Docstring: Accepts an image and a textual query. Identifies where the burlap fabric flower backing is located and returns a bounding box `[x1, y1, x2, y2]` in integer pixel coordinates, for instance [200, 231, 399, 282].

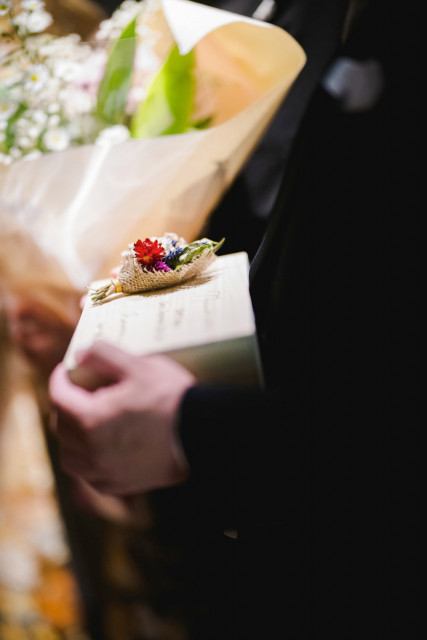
[90, 247, 219, 304]
[119, 247, 218, 293]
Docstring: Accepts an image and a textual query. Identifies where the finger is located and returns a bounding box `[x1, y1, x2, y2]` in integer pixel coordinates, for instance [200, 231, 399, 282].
[74, 340, 135, 382]
[49, 361, 127, 433]
[49, 362, 97, 418]
[53, 410, 92, 452]
[58, 447, 103, 483]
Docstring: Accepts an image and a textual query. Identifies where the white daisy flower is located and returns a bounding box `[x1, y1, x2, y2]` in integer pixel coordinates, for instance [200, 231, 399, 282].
[24, 64, 49, 91]
[42, 126, 70, 151]
[0, 1, 11, 17]
[0, 99, 16, 120]
[13, 9, 52, 35]
[26, 9, 53, 33]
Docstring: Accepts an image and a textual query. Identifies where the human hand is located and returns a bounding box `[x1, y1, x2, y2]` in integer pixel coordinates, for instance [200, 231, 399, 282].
[48, 341, 196, 495]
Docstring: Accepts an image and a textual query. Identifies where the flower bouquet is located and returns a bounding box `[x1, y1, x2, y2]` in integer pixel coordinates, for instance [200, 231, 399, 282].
[89, 232, 224, 303]
[0, 0, 306, 321]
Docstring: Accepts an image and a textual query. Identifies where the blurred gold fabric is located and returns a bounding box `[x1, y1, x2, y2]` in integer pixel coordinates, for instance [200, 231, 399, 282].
[0, 349, 90, 640]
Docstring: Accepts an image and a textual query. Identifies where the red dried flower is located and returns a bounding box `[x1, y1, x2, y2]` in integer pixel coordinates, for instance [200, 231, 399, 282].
[134, 238, 165, 267]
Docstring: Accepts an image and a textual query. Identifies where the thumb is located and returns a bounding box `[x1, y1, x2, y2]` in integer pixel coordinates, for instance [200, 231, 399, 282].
[70, 340, 133, 390]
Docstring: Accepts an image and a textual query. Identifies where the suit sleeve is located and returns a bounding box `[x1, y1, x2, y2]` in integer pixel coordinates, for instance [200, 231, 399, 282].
[178, 384, 310, 532]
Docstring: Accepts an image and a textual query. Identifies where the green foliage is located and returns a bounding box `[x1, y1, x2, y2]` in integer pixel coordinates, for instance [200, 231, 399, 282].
[96, 18, 137, 125]
[130, 44, 196, 138]
[4, 103, 27, 151]
[178, 237, 225, 266]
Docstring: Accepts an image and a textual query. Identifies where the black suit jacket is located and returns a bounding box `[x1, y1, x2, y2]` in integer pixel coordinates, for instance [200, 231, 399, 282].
[162, 2, 417, 639]
[137, 2, 418, 639]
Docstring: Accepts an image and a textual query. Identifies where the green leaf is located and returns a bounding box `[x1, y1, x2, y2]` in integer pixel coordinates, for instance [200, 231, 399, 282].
[4, 102, 27, 150]
[96, 17, 137, 125]
[178, 237, 225, 266]
[130, 44, 195, 139]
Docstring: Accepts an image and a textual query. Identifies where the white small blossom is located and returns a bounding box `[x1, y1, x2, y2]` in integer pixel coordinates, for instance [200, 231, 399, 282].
[0, 130, 6, 143]
[22, 0, 45, 10]
[158, 233, 181, 254]
[27, 124, 41, 138]
[13, 9, 53, 36]
[95, 0, 142, 41]
[96, 124, 130, 147]
[0, 99, 17, 120]
[31, 109, 48, 126]
[14, 116, 42, 143]
[16, 134, 34, 149]
[47, 113, 61, 128]
[38, 34, 83, 59]
[72, 49, 106, 87]
[59, 85, 94, 119]
[27, 9, 53, 33]
[15, 117, 31, 132]
[51, 59, 81, 82]
[0, 64, 23, 89]
[47, 102, 60, 114]
[10, 146, 23, 159]
[0, 1, 11, 17]
[42, 126, 70, 151]
[24, 64, 49, 91]
[95, 20, 113, 41]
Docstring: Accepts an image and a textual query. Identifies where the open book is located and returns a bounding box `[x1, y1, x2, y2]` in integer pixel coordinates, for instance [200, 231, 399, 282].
[64, 252, 263, 388]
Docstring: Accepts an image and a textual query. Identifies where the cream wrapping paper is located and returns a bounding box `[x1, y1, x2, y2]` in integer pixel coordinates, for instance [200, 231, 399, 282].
[0, 0, 305, 318]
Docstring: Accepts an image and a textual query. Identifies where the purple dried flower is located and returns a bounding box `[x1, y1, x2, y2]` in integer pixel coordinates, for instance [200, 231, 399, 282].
[163, 246, 184, 269]
[151, 260, 171, 272]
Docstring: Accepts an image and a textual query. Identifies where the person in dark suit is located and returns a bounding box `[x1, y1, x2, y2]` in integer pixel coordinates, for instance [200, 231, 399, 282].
[46, 0, 418, 637]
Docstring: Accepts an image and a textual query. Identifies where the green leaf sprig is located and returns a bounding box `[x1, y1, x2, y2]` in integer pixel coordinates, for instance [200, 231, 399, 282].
[96, 17, 137, 125]
[130, 44, 196, 138]
[177, 237, 225, 267]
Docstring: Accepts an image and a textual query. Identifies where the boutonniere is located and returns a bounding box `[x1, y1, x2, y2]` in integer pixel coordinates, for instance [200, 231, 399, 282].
[89, 232, 224, 303]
